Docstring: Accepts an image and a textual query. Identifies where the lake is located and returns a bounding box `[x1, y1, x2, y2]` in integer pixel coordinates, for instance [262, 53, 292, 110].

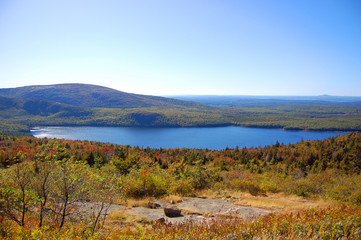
[30, 126, 347, 150]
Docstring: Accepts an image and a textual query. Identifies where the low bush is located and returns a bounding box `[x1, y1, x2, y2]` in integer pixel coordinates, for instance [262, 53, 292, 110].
[123, 167, 168, 198]
[169, 178, 195, 196]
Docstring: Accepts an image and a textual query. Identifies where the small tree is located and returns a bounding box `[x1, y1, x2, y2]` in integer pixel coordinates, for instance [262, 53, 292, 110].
[87, 169, 122, 234]
[0, 162, 34, 226]
[30, 161, 54, 227]
[50, 162, 90, 229]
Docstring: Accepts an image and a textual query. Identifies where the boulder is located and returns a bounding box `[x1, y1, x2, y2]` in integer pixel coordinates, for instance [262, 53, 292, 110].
[147, 201, 162, 209]
[164, 207, 182, 217]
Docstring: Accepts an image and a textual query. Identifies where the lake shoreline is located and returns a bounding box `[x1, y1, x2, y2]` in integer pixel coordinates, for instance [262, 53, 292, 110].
[29, 123, 355, 133]
[30, 126, 349, 150]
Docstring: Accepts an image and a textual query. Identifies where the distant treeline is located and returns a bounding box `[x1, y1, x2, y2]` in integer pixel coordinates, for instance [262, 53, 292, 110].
[1, 105, 361, 136]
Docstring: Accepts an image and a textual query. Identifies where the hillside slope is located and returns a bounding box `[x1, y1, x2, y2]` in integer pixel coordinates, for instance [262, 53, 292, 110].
[0, 83, 204, 109]
[0, 95, 90, 117]
[0, 94, 228, 134]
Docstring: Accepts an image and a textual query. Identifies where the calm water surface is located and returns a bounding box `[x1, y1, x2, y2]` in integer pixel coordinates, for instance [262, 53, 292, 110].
[30, 126, 347, 150]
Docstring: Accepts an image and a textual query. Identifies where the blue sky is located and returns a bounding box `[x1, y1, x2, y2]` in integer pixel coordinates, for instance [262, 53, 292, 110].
[0, 0, 360, 96]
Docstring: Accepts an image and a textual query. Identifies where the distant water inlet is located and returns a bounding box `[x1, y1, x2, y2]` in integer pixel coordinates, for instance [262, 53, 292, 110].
[30, 126, 348, 150]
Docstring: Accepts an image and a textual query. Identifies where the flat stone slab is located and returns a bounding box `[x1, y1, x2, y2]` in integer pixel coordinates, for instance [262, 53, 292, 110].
[73, 202, 126, 215]
[123, 207, 188, 224]
[177, 197, 272, 219]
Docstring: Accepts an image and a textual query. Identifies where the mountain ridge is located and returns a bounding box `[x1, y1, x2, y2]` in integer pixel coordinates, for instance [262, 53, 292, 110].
[0, 83, 205, 109]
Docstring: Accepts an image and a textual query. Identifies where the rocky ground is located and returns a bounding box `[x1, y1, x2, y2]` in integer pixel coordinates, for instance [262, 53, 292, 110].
[75, 193, 320, 230]
[107, 197, 274, 225]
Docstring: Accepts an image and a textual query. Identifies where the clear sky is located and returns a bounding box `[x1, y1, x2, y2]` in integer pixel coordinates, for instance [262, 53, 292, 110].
[0, 0, 360, 96]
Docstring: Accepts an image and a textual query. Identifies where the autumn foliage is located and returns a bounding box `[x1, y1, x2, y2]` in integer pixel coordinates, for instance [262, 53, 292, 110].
[0, 132, 361, 239]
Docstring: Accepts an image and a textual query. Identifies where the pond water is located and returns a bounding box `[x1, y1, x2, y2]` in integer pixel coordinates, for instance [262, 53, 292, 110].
[30, 126, 347, 150]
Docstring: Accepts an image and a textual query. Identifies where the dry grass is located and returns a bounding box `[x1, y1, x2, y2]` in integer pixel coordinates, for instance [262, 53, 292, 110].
[105, 210, 144, 231]
[231, 192, 331, 212]
[195, 189, 225, 199]
[122, 197, 155, 208]
[161, 195, 183, 203]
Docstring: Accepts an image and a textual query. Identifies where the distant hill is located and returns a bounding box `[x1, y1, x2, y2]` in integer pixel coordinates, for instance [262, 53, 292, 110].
[0, 85, 226, 134]
[0, 95, 91, 117]
[0, 84, 204, 109]
[170, 95, 361, 107]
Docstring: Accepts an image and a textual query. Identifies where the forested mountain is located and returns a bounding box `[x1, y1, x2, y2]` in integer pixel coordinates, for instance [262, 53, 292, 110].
[0, 95, 90, 117]
[0, 83, 204, 109]
[0, 88, 228, 134]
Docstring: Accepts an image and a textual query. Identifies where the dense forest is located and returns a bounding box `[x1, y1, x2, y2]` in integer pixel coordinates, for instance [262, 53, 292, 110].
[1, 132, 361, 239]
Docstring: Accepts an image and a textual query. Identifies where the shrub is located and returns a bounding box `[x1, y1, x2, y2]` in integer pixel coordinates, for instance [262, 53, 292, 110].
[351, 191, 361, 205]
[325, 174, 361, 204]
[169, 178, 195, 196]
[123, 167, 168, 198]
[112, 156, 138, 175]
[183, 165, 215, 190]
[285, 174, 324, 198]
